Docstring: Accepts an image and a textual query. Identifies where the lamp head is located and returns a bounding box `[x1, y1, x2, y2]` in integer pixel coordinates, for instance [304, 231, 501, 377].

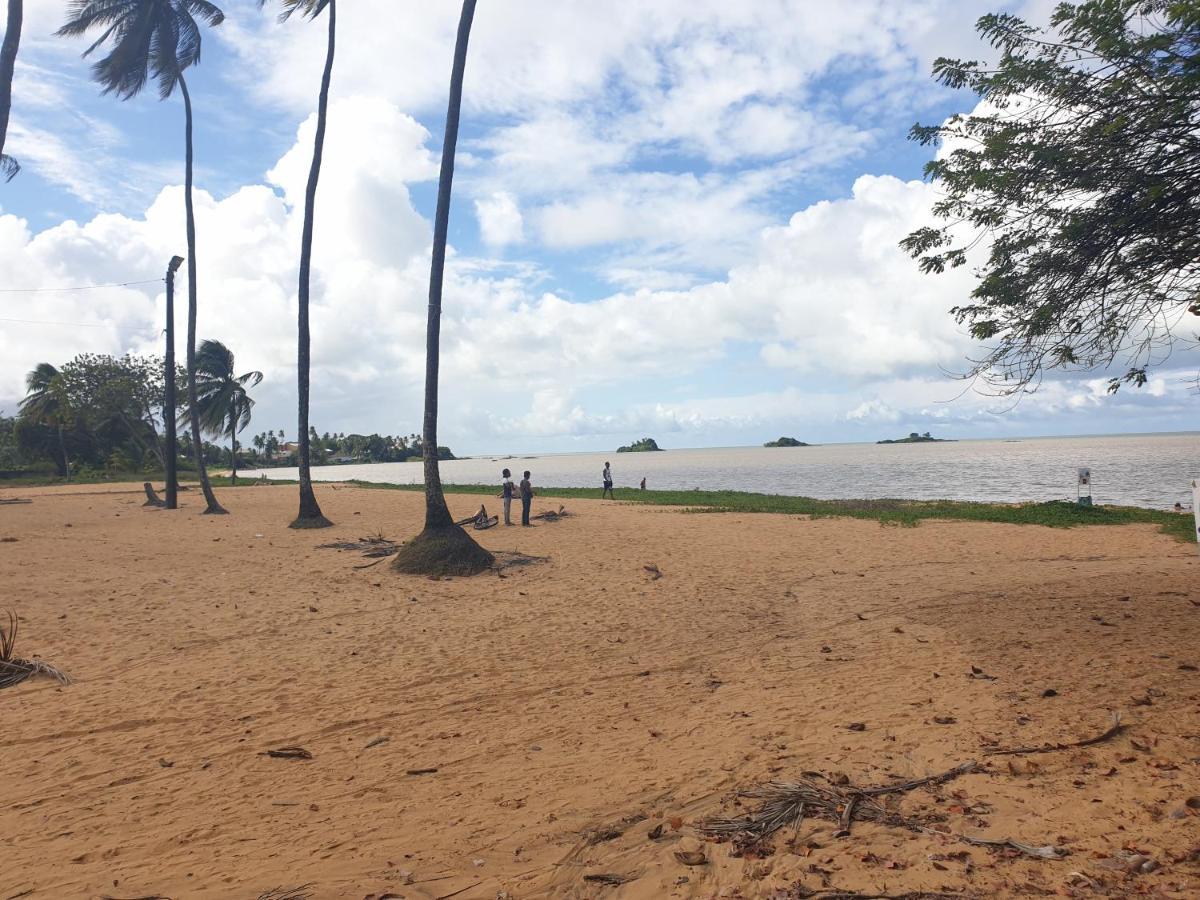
[168, 255, 185, 274]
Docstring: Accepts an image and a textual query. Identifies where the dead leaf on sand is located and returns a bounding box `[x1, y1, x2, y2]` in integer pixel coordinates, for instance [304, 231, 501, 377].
[673, 850, 706, 866]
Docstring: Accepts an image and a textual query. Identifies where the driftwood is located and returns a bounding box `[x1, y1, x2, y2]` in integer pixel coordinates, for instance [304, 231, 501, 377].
[454, 505, 500, 530]
[0, 497, 32, 505]
[0, 610, 71, 690]
[982, 712, 1124, 756]
[142, 482, 166, 507]
[531, 505, 570, 522]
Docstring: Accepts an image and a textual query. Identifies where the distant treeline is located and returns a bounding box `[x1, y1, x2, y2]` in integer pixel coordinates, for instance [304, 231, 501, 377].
[2, 351, 453, 482]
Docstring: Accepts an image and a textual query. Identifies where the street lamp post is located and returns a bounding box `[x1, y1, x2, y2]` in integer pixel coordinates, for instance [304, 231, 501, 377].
[165, 255, 184, 509]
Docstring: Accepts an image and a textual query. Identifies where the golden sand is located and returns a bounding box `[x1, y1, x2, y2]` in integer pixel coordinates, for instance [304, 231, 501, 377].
[1, 482, 1198, 898]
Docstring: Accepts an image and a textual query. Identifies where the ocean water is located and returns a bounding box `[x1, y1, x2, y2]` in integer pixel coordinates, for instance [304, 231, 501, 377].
[247, 432, 1200, 510]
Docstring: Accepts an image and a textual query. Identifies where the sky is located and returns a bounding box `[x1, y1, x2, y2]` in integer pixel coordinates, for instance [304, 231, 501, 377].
[0, 0, 1196, 455]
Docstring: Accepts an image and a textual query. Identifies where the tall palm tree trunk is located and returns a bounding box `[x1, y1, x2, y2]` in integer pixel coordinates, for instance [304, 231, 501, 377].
[421, 0, 476, 531]
[0, 0, 20, 179]
[290, 0, 336, 530]
[164, 256, 182, 509]
[392, 0, 492, 577]
[229, 399, 238, 485]
[179, 73, 226, 515]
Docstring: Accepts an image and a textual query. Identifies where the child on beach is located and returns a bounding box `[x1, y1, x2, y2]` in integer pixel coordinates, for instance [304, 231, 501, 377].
[602, 461, 614, 499]
[498, 468, 515, 526]
[520, 470, 534, 526]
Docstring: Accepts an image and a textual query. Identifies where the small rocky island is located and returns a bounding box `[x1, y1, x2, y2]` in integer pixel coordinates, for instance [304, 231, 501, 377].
[763, 436, 809, 447]
[876, 432, 954, 444]
[617, 437, 663, 453]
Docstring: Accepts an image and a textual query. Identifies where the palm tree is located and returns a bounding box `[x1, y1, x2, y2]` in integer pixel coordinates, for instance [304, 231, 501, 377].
[260, 0, 334, 527]
[58, 0, 226, 514]
[190, 339, 262, 485]
[0, 0, 22, 180]
[19, 363, 69, 477]
[392, 0, 492, 576]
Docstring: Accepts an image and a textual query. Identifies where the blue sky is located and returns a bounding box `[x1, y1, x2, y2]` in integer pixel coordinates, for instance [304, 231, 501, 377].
[1, 0, 1196, 454]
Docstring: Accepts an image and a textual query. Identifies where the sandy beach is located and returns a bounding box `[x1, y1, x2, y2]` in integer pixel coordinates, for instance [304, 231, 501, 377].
[2, 482, 1198, 899]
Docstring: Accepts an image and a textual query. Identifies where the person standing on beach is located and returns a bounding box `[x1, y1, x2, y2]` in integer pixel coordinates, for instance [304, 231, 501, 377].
[520, 470, 534, 526]
[498, 468, 515, 526]
[602, 461, 614, 499]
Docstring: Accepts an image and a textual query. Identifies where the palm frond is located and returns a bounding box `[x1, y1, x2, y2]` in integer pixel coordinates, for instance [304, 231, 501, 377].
[60, 0, 225, 100]
[0, 154, 19, 181]
[0, 611, 71, 691]
[184, 0, 225, 26]
[260, 0, 329, 23]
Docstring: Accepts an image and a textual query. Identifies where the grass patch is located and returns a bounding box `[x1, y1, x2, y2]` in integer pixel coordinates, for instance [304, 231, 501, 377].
[337, 480, 1195, 542]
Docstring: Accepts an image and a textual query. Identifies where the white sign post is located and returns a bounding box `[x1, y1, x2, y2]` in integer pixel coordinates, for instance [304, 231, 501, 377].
[1077, 468, 1092, 507]
[1193, 480, 1200, 551]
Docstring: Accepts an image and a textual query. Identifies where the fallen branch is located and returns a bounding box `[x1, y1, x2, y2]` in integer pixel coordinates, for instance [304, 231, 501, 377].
[0, 498, 32, 505]
[699, 762, 979, 843]
[953, 834, 1068, 860]
[583, 873, 634, 885]
[983, 712, 1124, 756]
[531, 505, 570, 522]
[263, 747, 313, 760]
[317, 534, 401, 558]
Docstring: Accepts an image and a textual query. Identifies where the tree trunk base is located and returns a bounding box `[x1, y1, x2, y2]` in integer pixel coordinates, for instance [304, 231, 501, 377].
[289, 513, 334, 530]
[203, 505, 229, 515]
[391, 525, 494, 577]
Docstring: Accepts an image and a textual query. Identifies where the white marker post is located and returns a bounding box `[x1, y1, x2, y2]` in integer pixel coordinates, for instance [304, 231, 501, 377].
[1193, 480, 1200, 551]
[1077, 468, 1092, 507]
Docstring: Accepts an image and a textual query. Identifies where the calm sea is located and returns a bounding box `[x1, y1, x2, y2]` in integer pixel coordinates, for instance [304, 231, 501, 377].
[248, 432, 1200, 510]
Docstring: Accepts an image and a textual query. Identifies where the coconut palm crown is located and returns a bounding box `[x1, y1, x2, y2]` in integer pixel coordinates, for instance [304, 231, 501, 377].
[57, 0, 224, 100]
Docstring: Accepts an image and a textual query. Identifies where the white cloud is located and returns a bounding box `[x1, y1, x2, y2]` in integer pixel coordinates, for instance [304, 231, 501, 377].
[4, 0, 1196, 450]
[474, 191, 523, 247]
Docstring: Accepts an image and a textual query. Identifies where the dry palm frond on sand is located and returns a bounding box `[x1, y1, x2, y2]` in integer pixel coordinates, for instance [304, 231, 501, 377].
[0, 610, 71, 690]
[700, 761, 1067, 861]
[317, 533, 401, 558]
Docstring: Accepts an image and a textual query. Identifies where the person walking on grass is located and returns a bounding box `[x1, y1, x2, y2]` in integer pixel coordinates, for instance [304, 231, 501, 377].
[602, 461, 614, 499]
[520, 469, 534, 526]
[498, 467, 515, 526]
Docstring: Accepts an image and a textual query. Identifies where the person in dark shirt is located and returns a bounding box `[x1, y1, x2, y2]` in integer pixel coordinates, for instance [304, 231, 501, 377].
[520, 470, 534, 526]
[602, 461, 614, 499]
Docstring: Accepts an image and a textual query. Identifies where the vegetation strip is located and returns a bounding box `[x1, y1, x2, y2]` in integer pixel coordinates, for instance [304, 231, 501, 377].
[326, 480, 1195, 541]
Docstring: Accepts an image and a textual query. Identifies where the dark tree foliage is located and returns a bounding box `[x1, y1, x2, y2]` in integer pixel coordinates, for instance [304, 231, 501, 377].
[901, 0, 1200, 394]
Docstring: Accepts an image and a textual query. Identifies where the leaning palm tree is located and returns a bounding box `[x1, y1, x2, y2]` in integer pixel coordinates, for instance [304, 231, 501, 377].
[19, 363, 69, 477]
[0, 0, 22, 180]
[392, 0, 492, 576]
[58, 0, 227, 514]
[190, 339, 262, 485]
[261, 0, 334, 529]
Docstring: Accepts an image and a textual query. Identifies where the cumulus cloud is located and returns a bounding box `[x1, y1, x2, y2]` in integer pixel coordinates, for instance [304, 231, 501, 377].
[474, 191, 524, 247]
[3, 0, 1195, 451]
